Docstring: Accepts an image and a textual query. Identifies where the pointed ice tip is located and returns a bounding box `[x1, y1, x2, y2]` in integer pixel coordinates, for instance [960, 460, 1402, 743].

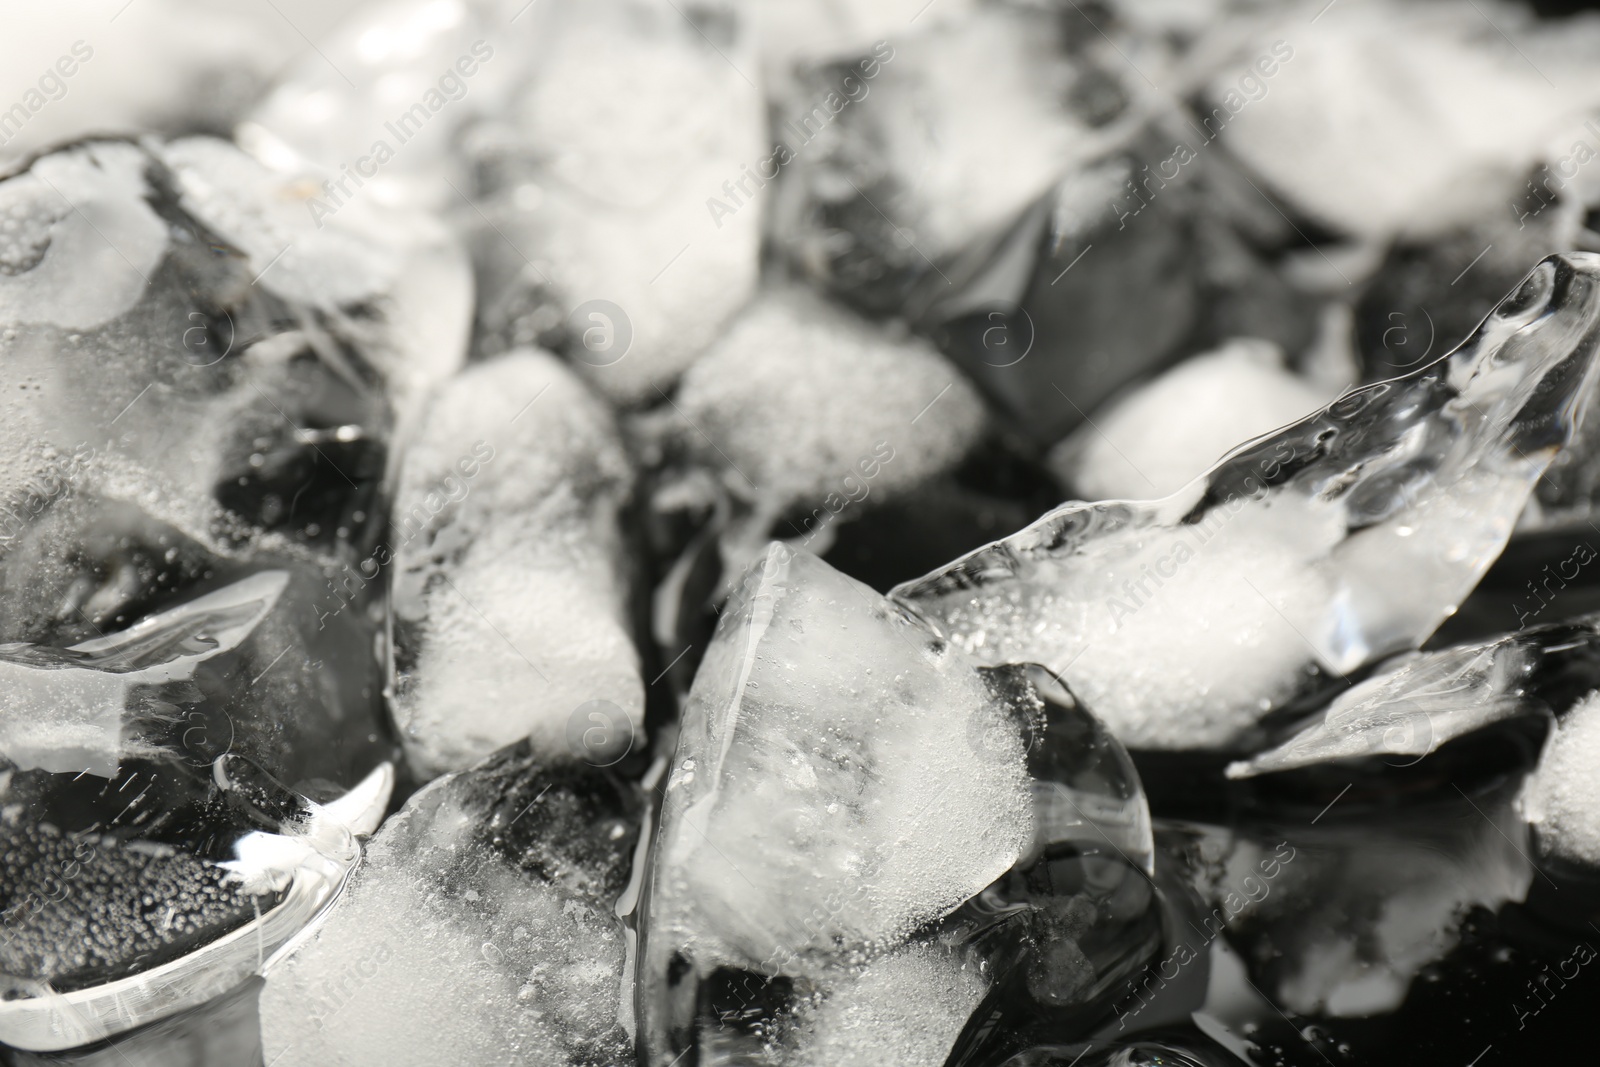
[891, 251, 1600, 751]
[317, 761, 394, 838]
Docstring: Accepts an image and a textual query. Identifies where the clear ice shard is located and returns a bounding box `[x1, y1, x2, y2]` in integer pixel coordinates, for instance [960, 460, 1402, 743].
[893, 254, 1600, 751]
[640, 544, 1158, 1066]
[1228, 612, 1600, 869]
[258, 742, 640, 1067]
[244, 0, 764, 405]
[0, 136, 463, 1048]
[391, 351, 643, 777]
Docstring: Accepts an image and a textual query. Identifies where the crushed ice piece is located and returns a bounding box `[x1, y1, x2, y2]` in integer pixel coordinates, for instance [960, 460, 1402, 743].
[895, 254, 1600, 749]
[391, 351, 642, 777]
[0, 571, 285, 776]
[1214, 2, 1600, 240]
[259, 743, 639, 1067]
[1219, 794, 1532, 1017]
[469, 0, 763, 403]
[665, 286, 986, 551]
[1049, 338, 1333, 501]
[1520, 689, 1600, 866]
[640, 544, 1034, 1064]
[250, 0, 763, 403]
[768, 3, 1112, 315]
[1228, 638, 1536, 779]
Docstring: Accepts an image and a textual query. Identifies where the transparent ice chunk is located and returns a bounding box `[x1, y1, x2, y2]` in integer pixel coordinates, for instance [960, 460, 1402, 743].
[246, 0, 765, 403]
[258, 743, 640, 1067]
[767, 3, 1115, 317]
[467, 0, 763, 403]
[0, 135, 455, 1046]
[641, 545, 1158, 1065]
[391, 351, 642, 777]
[0, 571, 285, 778]
[894, 254, 1600, 750]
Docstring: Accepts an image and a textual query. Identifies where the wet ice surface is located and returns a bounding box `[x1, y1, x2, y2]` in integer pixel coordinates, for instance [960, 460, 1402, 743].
[259, 744, 639, 1067]
[641, 545, 1160, 1067]
[17, 2, 1600, 1065]
[895, 255, 1600, 750]
[244, 0, 764, 405]
[391, 351, 642, 776]
[0, 134, 463, 1046]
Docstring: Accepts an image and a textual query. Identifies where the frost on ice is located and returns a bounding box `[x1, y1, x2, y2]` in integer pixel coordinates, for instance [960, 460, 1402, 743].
[894, 254, 1600, 750]
[259, 743, 639, 1067]
[391, 351, 643, 777]
[639, 546, 1160, 1065]
[640, 545, 1034, 1065]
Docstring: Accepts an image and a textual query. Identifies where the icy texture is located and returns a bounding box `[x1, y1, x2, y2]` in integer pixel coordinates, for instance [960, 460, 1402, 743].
[238, 0, 520, 212]
[247, 0, 765, 403]
[259, 744, 639, 1067]
[665, 286, 987, 557]
[640, 544, 1034, 1064]
[768, 4, 1110, 314]
[784, 941, 986, 1067]
[0, 2, 364, 168]
[391, 351, 641, 776]
[1214, 1, 1600, 240]
[468, 0, 763, 402]
[894, 254, 1600, 750]
[1223, 794, 1532, 1017]
[1229, 638, 1536, 779]
[1050, 339, 1332, 501]
[1521, 689, 1600, 866]
[0, 135, 458, 1043]
[0, 571, 284, 777]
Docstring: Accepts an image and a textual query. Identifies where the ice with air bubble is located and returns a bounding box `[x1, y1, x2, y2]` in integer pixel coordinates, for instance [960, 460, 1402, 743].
[894, 254, 1600, 751]
[639, 544, 1035, 1066]
[391, 350, 642, 777]
[648, 286, 987, 570]
[244, 0, 765, 404]
[0, 134, 464, 1045]
[258, 743, 640, 1067]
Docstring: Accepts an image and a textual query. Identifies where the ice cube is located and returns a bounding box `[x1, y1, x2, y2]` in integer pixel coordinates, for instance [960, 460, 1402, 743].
[390, 351, 643, 777]
[1049, 339, 1334, 502]
[258, 743, 640, 1067]
[894, 254, 1600, 750]
[1213, 2, 1600, 240]
[767, 3, 1119, 318]
[640, 543, 1035, 1064]
[662, 286, 987, 556]
[246, 0, 763, 403]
